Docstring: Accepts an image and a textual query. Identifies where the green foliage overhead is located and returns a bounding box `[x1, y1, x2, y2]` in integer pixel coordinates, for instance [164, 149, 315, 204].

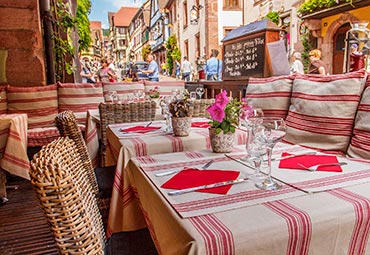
[142, 45, 152, 60]
[265, 11, 280, 25]
[76, 0, 92, 51]
[298, 0, 353, 16]
[165, 35, 181, 76]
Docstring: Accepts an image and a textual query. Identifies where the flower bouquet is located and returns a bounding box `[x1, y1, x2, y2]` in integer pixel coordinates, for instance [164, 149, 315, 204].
[148, 86, 160, 98]
[168, 90, 193, 136]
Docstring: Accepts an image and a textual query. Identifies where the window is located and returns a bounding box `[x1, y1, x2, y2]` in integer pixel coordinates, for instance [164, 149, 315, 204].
[183, 1, 188, 28]
[184, 40, 189, 59]
[223, 0, 240, 10]
[223, 27, 235, 37]
[118, 27, 125, 34]
[119, 39, 126, 47]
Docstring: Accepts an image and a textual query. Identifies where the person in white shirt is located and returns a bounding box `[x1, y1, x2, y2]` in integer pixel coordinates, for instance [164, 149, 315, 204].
[290, 52, 304, 74]
[181, 56, 193, 82]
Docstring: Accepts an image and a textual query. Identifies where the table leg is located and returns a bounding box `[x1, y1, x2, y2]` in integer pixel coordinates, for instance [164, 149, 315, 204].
[0, 169, 8, 204]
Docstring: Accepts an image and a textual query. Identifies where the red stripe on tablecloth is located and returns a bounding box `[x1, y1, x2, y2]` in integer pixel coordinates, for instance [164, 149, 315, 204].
[0, 127, 9, 136]
[3, 152, 30, 169]
[173, 185, 293, 212]
[328, 189, 370, 255]
[131, 137, 147, 156]
[185, 151, 205, 159]
[165, 135, 184, 152]
[9, 129, 22, 142]
[189, 214, 235, 255]
[193, 129, 211, 149]
[265, 200, 311, 255]
[357, 104, 370, 112]
[113, 170, 135, 207]
[85, 124, 97, 143]
[295, 168, 370, 191]
[137, 156, 157, 164]
[170, 168, 370, 213]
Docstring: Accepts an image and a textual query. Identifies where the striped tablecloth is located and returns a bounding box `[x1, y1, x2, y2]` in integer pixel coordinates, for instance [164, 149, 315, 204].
[106, 119, 248, 233]
[0, 114, 29, 198]
[108, 143, 370, 255]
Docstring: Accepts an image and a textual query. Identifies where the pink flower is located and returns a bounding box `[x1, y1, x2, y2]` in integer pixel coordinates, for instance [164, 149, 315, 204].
[215, 90, 229, 109]
[240, 105, 254, 120]
[207, 104, 225, 122]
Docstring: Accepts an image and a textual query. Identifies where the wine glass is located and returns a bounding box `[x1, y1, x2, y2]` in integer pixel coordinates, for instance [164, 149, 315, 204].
[108, 91, 117, 103]
[190, 91, 197, 101]
[246, 123, 267, 185]
[255, 117, 287, 190]
[195, 87, 204, 99]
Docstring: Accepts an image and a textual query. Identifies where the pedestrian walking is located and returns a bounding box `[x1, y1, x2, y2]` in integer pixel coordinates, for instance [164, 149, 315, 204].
[181, 56, 192, 82]
[205, 49, 222, 81]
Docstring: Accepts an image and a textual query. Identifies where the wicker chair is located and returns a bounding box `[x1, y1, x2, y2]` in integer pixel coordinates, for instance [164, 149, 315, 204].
[55, 111, 115, 228]
[99, 101, 156, 166]
[30, 137, 106, 254]
[30, 137, 158, 255]
[191, 99, 215, 118]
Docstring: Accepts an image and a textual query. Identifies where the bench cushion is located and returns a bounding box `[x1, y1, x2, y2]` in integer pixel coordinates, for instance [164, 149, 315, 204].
[144, 80, 185, 96]
[27, 127, 60, 147]
[58, 82, 104, 125]
[102, 81, 145, 102]
[246, 75, 294, 119]
[7, 84, 58, 129]
[284, 70, 367, 153]
[347, 77, 370, 159]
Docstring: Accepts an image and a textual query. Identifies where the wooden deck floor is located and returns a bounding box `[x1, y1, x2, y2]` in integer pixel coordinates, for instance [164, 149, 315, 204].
[0, 177, 57, 255]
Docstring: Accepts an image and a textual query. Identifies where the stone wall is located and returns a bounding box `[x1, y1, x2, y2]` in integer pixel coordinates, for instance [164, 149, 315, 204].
[0, 0, 46, 86]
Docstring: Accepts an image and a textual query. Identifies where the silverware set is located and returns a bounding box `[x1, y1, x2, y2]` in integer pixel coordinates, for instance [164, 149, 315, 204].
[155, 159, 214, 177]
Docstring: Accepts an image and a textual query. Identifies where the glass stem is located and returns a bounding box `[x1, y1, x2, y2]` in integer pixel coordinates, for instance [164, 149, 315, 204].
[266, 146, 273, 182]
[253, 157, 261, 177]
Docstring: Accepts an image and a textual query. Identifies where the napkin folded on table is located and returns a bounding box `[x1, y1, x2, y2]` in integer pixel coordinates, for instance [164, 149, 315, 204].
[191, 122, 211, 128]
[278, 152, 343, 172]
[120, 126, 160, 134]
[161, 169, 240, 194]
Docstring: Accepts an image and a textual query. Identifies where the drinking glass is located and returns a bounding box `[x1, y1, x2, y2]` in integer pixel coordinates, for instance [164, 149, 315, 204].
[246, 123, 267, 185]
[108, 91, 118, 103]
[255, 117, 287, 190]
[195, 87, 204, 99]
[160, 96, 172, 132]
[190, 91, 197, 101]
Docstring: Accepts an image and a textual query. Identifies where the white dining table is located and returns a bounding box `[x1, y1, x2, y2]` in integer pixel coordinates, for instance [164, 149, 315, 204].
[107, 142, 370, 255]
[106, 119, 249, 234]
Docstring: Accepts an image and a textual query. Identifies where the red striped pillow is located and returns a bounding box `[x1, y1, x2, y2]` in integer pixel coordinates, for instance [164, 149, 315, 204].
[0, 86, 7, 114]
[144, 80, 185, 96]
[7, 84, 58, 129]
[102, 81, 144, 101]
[246, 75, 294, 119]
[58, 82, 104, 124]
[284, 70, 367, 153]
[347, 77, 370, 159]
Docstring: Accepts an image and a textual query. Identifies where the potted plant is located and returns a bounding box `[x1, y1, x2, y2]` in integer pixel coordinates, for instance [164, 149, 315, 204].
[168, 90, 193, 136]
[207, 90, 242, 152]
[148, 86, 160, 99]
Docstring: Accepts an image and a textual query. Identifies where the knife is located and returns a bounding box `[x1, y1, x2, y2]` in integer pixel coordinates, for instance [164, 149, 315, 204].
[271, 151, 317, 161]
[167, 177, 249, 196]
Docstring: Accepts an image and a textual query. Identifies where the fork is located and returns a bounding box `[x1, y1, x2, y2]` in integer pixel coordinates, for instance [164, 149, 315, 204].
[298, 162, 347, 172]
[155, 160, 214, 177]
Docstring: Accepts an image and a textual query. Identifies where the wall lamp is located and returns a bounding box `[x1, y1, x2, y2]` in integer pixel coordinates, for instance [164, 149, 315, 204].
[190, 4, 203, 25]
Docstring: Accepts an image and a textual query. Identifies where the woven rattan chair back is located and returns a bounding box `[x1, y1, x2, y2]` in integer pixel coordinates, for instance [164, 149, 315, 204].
[55, 111, 99, 195]
[192, 99, 215, 118]
[99, 101, 156, 166]
[30, 137, 106, 254]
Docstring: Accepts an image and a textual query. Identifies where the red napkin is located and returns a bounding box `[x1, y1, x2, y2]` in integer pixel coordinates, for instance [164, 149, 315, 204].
[161, 169, 240, 194]
[278, 152, 343, 172]
[120, 126, 160, 134]
[191, 122, 211, 128]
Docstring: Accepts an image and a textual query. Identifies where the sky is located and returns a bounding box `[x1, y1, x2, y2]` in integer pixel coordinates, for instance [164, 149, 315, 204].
[89, 0, 146, 29]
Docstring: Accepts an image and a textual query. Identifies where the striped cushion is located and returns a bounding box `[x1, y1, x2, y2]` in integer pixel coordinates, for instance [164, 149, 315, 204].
[246, 75, 294, 119]
[347, 78, 370, 159]
[284, 70, 367, 153]
[58, 82, 104, 124]
[0, 86, 7, 114]
[102, 81, 145, 101]
[7, 84, 58, 129]
[144, 80, 185, 96]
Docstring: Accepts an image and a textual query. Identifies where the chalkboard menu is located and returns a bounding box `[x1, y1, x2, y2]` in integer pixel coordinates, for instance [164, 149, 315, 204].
[221, 18, 281, 80]
[223, 34, 265, 78]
